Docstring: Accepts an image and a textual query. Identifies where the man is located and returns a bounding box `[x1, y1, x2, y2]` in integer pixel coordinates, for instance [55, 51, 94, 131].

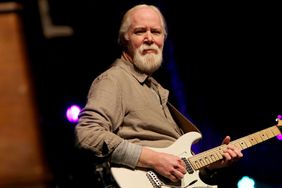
[75, 4, 243, 187]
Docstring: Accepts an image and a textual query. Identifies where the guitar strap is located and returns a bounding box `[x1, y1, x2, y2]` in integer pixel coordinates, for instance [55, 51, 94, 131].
[167, 102, 202, 135]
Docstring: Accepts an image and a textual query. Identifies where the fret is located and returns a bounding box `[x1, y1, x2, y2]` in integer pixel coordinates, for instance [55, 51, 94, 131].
[261, 131, 268, 141]
[195, 160, 201, 169]
[265, 128, 275, 138]
[247, 135, 258, 145]
[206, 151, 219, 162]
[189, 146, 224, 170]
[214, 151, 223, 160]
[204, 156, 211, 164]
[199, 158, 206, 166]
[254, 133, 263, 143]
[209, 154, 217, 163]
[194, 160, 201, 169]
[271, 126, 281, 135]
[217, 145, 226, 155]
[233, 138, 248, 149]
[241, 137, 252, 147]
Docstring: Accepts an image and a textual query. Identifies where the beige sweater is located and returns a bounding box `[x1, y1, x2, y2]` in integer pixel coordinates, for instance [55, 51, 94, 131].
[76, 58, 191, 168]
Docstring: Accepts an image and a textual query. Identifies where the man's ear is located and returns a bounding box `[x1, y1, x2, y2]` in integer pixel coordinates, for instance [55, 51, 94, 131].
[119, 34, 129, 51]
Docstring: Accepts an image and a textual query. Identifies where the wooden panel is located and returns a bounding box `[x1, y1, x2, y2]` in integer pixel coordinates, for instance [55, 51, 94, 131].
[0, 2, 53, 188]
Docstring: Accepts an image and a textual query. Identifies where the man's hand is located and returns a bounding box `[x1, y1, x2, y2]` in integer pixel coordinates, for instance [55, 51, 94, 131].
[137, 147, 186, 182]
[207, 136, 243, 170]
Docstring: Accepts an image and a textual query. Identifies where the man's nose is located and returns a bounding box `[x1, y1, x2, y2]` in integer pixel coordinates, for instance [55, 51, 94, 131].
[144, 31, 154, 43]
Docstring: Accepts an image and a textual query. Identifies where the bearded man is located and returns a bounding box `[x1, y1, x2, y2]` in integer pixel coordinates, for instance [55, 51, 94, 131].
[75, 4, 243, 187]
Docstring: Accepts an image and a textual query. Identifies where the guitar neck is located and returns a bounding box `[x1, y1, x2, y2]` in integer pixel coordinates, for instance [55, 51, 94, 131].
[189, 123, 282, 170]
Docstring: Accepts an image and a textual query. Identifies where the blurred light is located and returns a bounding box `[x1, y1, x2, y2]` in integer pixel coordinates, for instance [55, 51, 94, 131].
[66, 105, 81, 123]
[237, 176, 255, 188]
[277, 134, 282, 141]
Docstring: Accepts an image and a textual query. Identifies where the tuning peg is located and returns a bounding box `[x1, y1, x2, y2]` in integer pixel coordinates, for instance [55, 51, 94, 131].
[276, 114, 282, 122]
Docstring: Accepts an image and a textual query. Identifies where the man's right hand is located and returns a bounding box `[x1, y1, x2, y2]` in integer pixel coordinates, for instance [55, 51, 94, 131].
[137, 147, 187, 182]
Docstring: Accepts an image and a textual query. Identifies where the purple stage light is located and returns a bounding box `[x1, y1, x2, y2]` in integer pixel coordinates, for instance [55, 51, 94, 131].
[66, 105, 81, 123]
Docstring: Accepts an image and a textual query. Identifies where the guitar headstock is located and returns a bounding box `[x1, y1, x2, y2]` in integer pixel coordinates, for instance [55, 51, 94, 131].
[276, 115, 282, 131]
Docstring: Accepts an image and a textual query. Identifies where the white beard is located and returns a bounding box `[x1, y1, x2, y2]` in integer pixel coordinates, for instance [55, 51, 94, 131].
[133, 44, 163, 75]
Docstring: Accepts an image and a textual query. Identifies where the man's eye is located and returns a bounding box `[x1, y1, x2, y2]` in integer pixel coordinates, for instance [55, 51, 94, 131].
[152, 31, 161, 35]
[135, 30, 145, 34]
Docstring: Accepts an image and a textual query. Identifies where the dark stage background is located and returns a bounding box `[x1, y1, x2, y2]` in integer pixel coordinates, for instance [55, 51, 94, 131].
[10, 0, 282, 187]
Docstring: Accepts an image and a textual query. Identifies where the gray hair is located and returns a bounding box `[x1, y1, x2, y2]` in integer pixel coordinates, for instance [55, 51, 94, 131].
[118, 4, 167, 48]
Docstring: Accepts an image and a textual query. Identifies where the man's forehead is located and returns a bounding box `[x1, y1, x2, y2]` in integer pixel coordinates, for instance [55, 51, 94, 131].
[131, 7, 161, 22]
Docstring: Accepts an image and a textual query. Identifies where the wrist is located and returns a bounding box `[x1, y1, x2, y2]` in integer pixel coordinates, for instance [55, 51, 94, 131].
[137, 147, 157, 168]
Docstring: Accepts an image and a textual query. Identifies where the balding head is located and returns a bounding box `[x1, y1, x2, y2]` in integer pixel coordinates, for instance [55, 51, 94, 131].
[118, 4, 167, 48]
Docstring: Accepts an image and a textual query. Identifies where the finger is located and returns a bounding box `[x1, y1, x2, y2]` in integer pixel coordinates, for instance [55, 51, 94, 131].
[222, 152, 232, 161]
[175, 166, 186, 174]
[226, 145, 243, 158]
[223, 146, 239, 159]
[222, 136, 231, 145]
[234, 149, 243, 157]
[227, 144, 240, 151]
[176, 159, 187, 174]
[226, 148, 238, 158]
[167, 170, 180, 182]
[168, 174, 178, 182]
[171, 169, 185, 180]
[223, 150, 243, 164]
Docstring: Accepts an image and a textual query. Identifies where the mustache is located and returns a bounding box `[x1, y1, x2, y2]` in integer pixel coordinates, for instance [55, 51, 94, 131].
[139, 44, 160, 52]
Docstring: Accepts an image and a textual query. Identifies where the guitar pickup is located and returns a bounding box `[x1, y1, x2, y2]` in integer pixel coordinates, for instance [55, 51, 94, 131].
[181, 157, 194, 174]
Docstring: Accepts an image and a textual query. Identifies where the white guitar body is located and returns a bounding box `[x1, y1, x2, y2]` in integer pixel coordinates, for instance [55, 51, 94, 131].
[111, 131, 217, 188]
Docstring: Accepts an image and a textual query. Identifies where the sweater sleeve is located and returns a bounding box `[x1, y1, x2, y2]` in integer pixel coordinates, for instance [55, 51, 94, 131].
[110, 140, 142, 169]
[75, 73, 125, 157]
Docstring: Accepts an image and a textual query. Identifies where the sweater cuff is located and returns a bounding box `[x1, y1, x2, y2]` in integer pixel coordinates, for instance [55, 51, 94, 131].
[111, 140, 142, 169]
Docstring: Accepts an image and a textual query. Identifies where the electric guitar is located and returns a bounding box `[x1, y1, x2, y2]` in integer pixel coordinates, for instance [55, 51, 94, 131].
[111, 118, 282, 188]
